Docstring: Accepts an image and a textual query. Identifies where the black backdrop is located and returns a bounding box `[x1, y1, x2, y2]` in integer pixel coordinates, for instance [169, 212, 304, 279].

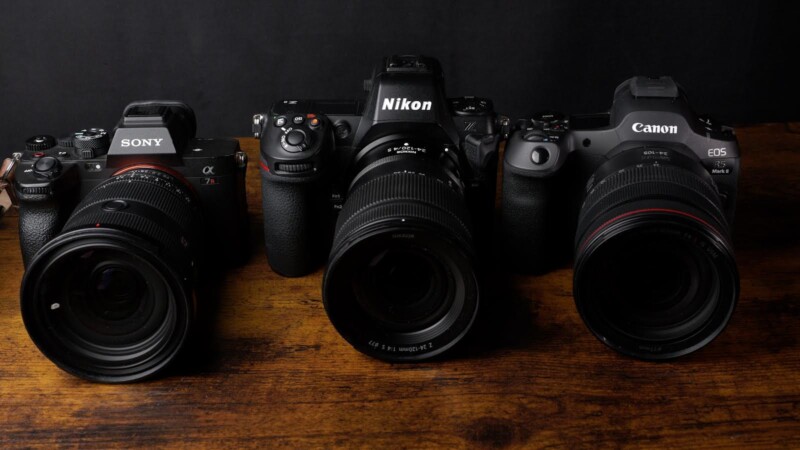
[0, 1, 797, 157]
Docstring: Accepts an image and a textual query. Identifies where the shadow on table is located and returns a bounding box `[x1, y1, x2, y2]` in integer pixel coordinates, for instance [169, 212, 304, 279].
[450, 266, 569, 361]
[166, 270, 229, 376]
[734, 186, 800, 252]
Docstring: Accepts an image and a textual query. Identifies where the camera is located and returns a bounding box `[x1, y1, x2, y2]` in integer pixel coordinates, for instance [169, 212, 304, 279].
[253, 55, 502, 361]
[15, 101, 249, 382]
[502, 76, 740, 359]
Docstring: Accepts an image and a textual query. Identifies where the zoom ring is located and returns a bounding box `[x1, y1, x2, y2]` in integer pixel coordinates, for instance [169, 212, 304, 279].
[332, 171, 473, 254]
[577, 164, 729, 247]
[62, 169, 200, 266]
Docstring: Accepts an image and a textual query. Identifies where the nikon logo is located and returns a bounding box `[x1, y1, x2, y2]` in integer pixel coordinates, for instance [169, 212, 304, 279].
[120, 138, 163, 147]
[632, 123, 678, 134]
[381, 98, 432, 111]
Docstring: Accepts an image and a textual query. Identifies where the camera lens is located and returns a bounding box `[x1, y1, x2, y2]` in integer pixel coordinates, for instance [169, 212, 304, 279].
[356, 247, 451, 332]
[574, 148, 739, 359]
[323, 138, 479, 361]
[21, 168, 200, 382]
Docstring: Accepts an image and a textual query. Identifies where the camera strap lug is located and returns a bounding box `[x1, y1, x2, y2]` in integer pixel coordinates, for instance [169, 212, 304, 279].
[252, 114, 266, 138]
[0, 152, 21, 217]
[496, 115, 512, 139]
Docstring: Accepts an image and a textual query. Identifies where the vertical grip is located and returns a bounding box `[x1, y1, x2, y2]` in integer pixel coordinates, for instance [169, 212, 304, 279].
[261, 170, 327, 277]
[500, 163, 555, 273]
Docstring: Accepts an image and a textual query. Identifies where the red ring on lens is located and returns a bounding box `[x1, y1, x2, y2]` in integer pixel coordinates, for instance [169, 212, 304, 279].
[579, 208, 720, 253]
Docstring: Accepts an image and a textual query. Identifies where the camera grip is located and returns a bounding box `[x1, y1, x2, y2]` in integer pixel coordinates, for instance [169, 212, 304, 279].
[501, 164, 554, 273]
[261, 171, 327, 277]
[18, 197, 67, 267]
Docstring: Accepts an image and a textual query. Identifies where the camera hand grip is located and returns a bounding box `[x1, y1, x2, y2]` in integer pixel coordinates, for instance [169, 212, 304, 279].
[500, 163, 554, 273]
[261, 170, 327, 277]
[18, 197, 67, 267]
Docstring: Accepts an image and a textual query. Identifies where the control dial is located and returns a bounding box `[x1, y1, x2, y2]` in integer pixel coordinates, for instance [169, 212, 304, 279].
[25, 135, 56, 152]
[280, 129, 312, 153]
[73, 128, 110, 158]
[452, 97, 492, 116]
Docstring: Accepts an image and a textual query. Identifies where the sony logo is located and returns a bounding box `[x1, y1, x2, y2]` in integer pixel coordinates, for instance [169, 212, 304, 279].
[120, 138, 164, 147]
[381, 98, 432, 111]
[632, 123, 678, 134]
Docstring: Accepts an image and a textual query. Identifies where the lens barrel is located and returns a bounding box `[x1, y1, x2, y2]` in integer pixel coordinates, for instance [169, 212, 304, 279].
[323, 140, 479, 361]
[573, 148, 739, 359]
[21, 168, 200, 382]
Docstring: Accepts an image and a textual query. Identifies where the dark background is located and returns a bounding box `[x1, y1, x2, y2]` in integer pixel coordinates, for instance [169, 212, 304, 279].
[0, 1, 796, 158]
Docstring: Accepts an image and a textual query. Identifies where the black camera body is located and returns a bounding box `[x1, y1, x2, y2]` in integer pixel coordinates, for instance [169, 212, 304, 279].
[255, 55, 501, 277]
[503, 77, 740, 360]
[255, 55, 502, 361]
[503, 76, 740, 271]
[16, 101, 248, 267]
[14, 101, 248, 382]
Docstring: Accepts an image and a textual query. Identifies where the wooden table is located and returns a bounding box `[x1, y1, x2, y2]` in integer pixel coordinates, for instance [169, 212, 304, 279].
[1, 124, 799, 448]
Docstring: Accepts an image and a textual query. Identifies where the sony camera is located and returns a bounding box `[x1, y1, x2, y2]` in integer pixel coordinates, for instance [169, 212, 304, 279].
[15, 101, 248, 382]
[253, 55, 503, 361]
[502, 76, 740, 359]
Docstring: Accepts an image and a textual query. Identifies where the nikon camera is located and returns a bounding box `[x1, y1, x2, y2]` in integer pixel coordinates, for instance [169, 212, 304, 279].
[502, 77, 740, 360]
[15, 101, 248, 382]
[254, 55, 503, 361]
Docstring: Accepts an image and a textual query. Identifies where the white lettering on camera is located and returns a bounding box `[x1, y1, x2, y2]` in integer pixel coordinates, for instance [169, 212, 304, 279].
[632, 123, 678, 134]
[120, 138, 163, 147]
[381, 98, 432, 111]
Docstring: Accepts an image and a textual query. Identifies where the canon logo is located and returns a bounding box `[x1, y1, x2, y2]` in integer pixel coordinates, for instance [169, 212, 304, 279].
[632, 123, 678, 134]
[381, 98, 432, 111]
[120, 138, 163, 147]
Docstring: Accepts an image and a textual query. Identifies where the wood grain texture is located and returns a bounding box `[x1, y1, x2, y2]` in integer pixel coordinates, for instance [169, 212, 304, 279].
[1, 124, 799, 449]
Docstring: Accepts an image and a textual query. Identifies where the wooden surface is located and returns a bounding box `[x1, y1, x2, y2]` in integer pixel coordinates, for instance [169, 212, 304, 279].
[1, 124, 799, 448]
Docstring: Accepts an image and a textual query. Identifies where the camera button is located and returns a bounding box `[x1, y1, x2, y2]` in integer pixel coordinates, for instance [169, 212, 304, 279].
[286, 130, 306, 146]
[292, 115, 305, 125]
[274, 116, 287, 127]
[531, 147, 550, 165]
[33, 156, 61, 178]
[281, 129, 309, 152]
[102, 200, 129, 212]
[308, 117, 321, 129]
